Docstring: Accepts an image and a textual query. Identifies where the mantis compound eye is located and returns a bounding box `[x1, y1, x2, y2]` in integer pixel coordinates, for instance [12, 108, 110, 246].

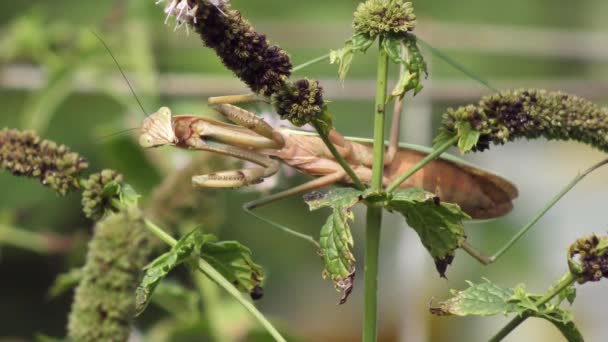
[139, 134, 156, 148]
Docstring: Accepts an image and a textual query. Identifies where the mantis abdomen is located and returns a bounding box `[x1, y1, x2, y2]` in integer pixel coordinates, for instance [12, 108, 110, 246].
[272, 129, 518, 220]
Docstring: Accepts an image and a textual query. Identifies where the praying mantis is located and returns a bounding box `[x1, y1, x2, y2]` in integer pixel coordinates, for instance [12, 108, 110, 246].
[138, 93, 519, 252]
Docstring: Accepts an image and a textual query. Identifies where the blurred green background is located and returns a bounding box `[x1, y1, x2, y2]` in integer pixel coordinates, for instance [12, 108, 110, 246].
[1, 0, 608, 341]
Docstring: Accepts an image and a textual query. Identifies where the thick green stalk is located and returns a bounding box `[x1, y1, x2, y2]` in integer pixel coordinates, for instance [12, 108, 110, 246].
[143, 220, 286, 342]
[363, 39, 389, 342]
[385, 136, 459, 193]
[489, 272, 576, 342]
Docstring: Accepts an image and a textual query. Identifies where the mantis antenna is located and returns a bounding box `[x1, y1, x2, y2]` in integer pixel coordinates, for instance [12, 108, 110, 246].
[91, 31, 149, 117]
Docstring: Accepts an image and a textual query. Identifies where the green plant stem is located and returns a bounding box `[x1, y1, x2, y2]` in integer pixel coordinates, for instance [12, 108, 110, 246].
[386, 135, 459, 192]
[489, 272, 576, 342]
[461, 158, 608, 265]
[143, 220, 286, 342]
[363, 39, 390, 342]
[194, 272, 225, 342]
[0, 224, 53, 254]
[292, 53, 330, 72]
[491, 158, 608, 261]
[363, 205, 382, 342]
[314, 121, 366, 190]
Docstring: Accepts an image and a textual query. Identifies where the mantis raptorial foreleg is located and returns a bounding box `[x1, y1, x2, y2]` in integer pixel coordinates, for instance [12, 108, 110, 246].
[213, 103, 285, 147]
[461, 158, 608, 265]
[243, 171, 347, 248]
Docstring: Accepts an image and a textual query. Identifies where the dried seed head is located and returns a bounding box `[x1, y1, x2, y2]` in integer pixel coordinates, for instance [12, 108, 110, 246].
[439, 89, 608, 152]
[172, 0, 292, 96]
[81, 170, 124, 221]
[568, 234, 608, 284]
[353, 0, 417, 37]
[139, 107, 178, 148]
[273, 78, 325, 127]
[0, 129, 88, 195]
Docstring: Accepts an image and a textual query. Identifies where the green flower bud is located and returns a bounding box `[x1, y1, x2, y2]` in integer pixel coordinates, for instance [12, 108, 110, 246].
[81, 170, 124, 221]
[439, 89, 608, 152]
[568, 234, 608, 284]
[0, 129, 88, 195]
[273, 78, 325, 127]
[353, 0, 417, 37]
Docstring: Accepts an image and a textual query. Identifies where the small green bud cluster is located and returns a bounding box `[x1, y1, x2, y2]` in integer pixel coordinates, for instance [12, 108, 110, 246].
[568, 234, 608, 284]
[273, 78, 325, 127]
[439, 89, 608, 152]
[81, 170, 124, 221]
[68, 207, 150, 341]
[353, 0, 417, 37]
[189, 1, 292, 96]
[0, 129, 88, 195]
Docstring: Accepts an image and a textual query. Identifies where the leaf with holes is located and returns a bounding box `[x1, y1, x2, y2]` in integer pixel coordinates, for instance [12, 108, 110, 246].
[387, 188, 469, 277]
[305, 188, 363, 304]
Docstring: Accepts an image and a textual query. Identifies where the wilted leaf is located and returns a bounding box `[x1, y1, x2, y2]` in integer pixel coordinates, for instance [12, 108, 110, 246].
[135, 230, 205, 316]
[387, 188, 469, 276]
[305, 188, 363, 304]
[330, 33, 375, 80]
[431, 279, 520, 316]
[199, 237, 265, 300]
[381, 37, 403, 64]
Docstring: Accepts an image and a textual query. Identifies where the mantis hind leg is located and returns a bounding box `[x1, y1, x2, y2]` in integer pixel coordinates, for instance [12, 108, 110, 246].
[243, 171, 346, 248]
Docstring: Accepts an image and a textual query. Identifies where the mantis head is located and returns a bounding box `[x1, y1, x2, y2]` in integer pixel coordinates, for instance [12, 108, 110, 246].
[139, 107, 178, 148]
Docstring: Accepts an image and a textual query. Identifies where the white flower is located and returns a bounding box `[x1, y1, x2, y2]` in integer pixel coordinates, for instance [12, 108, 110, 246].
[155, 0, 228, 32]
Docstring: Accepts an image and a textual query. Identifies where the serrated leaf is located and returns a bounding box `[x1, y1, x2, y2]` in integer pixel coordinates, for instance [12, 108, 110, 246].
[135, 230, 205, 316]
[431, 280, 521, 316]
[387, 188, 469, 277]
[48, 268, 83, 298]
[199, 237, 265, 300]
[305, 188, 363, 304]
[433, 130, 458, 150]
[305, 188, 363, 211]
[455, 121, 481, 154]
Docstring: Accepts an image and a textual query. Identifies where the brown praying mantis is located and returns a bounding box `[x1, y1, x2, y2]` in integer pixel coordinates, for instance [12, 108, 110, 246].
[138, 93, 526, 261]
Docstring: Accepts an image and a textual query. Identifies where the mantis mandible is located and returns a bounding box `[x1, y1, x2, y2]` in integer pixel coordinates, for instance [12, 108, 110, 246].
[138, 94, 518, 234]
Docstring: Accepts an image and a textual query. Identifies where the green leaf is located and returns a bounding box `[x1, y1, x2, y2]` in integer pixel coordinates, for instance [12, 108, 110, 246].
[135, 230, 205, 316]
[118, 183, 140, 207]
[387, 188, 469, 277]
[433, 279, 584, 341]
[305, 188, 363, 304]
[430, 279, 520, 316]
[432, 130, 458, 150]
[330, 33, 375, 80]
[48, 268, 83, 298]
[381, 37, 403, 64]
[455, 121, 481, 154]
[199, 237, 265, 300]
